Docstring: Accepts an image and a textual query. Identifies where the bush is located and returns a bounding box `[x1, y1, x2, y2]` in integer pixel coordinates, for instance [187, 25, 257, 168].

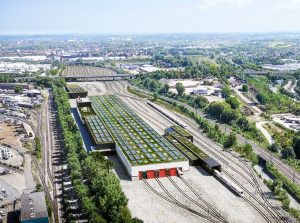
[242, 84, 248, 92]
[224, 132, 237, 148]
[35, 137, 42, 160]
[225, 97, 240, 109]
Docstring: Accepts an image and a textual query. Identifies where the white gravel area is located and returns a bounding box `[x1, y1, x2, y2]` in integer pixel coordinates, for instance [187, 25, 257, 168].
[184, 166, 266, 223]
[110, 151, 265, 223]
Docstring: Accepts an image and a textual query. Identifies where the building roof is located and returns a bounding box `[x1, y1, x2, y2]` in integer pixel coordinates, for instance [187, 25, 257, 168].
[21, 192, 48, 221]
[168, 131, 209, 159]
[203, 157, 221, 168]
[88, 95, 186, 166]
[170, 125, 192, 138]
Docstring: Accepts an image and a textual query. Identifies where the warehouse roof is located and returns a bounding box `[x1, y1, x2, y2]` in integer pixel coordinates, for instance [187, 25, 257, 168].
[21, 192, 48, 221]
[88, 95, 186, 166]
[85, 115, 114, 144]
[168, 131, 209, 159]
[66, 84, 87, 93]
[203, 157, 221, 168]
[170, 126, 192, 138]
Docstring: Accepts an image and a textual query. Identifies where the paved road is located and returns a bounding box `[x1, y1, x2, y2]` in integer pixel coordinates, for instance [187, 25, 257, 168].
[129, 84, 300, 186]
[256, 121, 274, 145]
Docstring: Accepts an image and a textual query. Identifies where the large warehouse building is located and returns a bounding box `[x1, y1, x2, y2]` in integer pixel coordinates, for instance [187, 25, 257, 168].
[77, 95, 189, 180]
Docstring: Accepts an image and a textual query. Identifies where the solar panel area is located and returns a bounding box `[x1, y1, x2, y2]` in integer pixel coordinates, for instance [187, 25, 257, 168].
[85, 115, 114, 144]
[88, 95, 186, 166]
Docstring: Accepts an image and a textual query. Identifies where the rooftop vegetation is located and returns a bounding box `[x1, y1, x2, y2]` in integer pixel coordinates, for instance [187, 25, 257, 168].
[170, 125, 192, 138]
[165, 134, 198, 162]
[88, 95, 186, 166]
[168, 131, 209, 159]
[66, 84, 87, 93]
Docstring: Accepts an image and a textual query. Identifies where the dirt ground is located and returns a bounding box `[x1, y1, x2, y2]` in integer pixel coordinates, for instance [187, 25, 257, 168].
[0, 123, 24, 150]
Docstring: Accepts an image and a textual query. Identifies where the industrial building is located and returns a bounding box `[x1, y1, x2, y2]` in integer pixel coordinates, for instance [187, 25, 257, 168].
[165, 126, 221, 174]
[0, 83, 31, 90]
[66, 84, 88, 99]
[78, 95, 189, 180]
[20, 192, 49, 223]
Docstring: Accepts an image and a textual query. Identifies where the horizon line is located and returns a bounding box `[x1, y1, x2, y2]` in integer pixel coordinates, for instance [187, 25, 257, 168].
[1, 31, 300, 36]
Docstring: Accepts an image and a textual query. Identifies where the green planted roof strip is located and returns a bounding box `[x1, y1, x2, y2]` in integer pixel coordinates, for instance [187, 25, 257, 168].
[169, 131, 209, 159]
[66, 85, 87, 93]
[171, 125, 192, 137]
[165, 134, 198, 161]
[88, 95, 186, 166]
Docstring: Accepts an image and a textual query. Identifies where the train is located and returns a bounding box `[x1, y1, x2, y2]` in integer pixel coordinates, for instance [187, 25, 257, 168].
[177, 168, 183, 177]
[213, 169, 244, 197]
[146, 101, 187, 128]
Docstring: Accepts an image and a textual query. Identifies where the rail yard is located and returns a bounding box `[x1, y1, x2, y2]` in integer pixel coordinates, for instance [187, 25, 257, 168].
[2, 4, 300, 223]
[66, 80, 295, 223]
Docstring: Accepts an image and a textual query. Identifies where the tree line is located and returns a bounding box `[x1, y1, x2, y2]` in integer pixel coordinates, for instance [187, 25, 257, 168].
[52, 79, 142, 223]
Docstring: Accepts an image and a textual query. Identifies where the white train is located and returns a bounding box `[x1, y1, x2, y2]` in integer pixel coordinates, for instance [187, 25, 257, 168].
[213, 169, 244, 197]
[177, 168, 183, 177]
[147, 101, 187, 128]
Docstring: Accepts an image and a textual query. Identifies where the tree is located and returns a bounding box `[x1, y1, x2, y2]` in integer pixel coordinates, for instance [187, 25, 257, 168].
[14, 85, 23, 94]
[269, 143, 282, 153]
[225, 97, 240, 109]
[281, 147, 296, 159]
[224, 132, 237, 148]
[153, 92, 159, 101]
[159, 84, 170, 94]
[242, 84, 249, 92]
[149, 80, 159, 91]
[221, 85, 231, 99]
[194, 96, 209, 109]
[221, 108, 239, 123]
[244, 143, 253, 157]
[293, 136, 300, 158]
[163, 83, 170, 93]
[176, 82, 185, 96]
[256, 93, 269, 105]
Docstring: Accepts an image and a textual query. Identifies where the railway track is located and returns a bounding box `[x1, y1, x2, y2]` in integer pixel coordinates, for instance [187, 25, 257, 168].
[192, 137, 290, 223]
[32, 156, 59, 223]
[127, 84, 300, 186]
[168, 177, 229, 223]
[222, 169, 288, 223]
[143, 178, 222, 223]
[109, 82, 292, 222]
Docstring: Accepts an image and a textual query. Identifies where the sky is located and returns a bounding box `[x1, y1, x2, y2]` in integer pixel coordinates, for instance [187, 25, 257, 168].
[1, 0, 300, 34]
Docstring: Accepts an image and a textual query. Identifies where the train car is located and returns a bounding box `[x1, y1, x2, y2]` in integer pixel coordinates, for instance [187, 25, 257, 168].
[177, 168, 183, 177]
[213, 170, 244, 197]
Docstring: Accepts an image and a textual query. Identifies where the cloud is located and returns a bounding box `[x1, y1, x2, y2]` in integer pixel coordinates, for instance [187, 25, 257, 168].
[273, 0, 300, 10]
[196, 0, 254, 9]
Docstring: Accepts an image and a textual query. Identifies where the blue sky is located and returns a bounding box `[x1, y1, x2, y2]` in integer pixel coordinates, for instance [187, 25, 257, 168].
[1, 0, 300, 34]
